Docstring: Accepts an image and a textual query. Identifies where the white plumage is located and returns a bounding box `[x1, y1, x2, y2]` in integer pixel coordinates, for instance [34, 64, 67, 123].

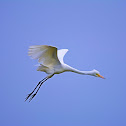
[26, 45, 104, 102]
[28, 45, 60, 67]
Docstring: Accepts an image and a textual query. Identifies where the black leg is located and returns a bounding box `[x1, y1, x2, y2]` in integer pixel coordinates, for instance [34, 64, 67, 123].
[25, 77, 47, 101]
[29, 77, 49, 102]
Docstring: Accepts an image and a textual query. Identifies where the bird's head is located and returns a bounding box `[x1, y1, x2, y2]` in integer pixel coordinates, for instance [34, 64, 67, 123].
[91, 69, 105, 79]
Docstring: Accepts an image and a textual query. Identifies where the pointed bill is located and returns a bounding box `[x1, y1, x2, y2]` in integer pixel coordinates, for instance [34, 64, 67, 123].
[97, 74, 105, 79]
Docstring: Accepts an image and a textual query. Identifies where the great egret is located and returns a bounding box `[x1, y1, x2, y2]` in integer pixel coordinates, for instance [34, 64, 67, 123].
[25, 45, 104, 102]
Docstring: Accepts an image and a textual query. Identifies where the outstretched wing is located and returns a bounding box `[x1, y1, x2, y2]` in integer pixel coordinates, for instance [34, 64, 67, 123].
[57, 49, 68, 64]
[28, 45, 61, 67]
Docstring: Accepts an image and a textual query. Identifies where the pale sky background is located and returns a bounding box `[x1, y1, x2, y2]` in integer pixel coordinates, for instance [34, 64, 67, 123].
[0, 1, 126, 126]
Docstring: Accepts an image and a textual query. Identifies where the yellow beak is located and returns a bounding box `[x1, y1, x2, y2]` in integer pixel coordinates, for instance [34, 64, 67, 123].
[97, 74, 105, 79]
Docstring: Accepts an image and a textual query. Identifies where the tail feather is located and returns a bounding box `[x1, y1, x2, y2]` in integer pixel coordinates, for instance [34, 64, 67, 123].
[37, 64, 48, 71]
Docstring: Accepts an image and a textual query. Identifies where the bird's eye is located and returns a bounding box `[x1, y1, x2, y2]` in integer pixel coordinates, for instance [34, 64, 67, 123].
[96, 73, 99, 76]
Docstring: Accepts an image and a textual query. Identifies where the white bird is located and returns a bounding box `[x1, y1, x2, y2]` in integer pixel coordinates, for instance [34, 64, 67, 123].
[25, 45, 104, 102]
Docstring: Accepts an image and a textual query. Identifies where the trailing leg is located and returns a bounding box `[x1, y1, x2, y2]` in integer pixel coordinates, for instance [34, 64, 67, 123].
[25, 77, 47, 101]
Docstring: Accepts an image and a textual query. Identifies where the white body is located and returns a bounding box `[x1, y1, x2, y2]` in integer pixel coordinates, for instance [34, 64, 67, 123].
[26, 45, 104, 102]
[28, 45, 103, 77]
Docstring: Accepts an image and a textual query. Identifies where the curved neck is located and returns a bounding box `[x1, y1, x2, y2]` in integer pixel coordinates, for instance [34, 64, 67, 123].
[64, 64, 93, 75]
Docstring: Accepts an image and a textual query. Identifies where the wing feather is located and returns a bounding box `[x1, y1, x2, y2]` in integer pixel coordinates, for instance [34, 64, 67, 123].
[57, 49, 68, 64]
[28, 45, 61, 67]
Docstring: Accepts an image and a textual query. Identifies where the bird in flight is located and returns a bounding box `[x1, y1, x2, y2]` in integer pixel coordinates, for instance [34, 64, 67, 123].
[25, 45, 104, 102]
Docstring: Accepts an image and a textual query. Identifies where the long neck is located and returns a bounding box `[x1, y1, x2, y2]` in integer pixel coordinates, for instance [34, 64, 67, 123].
[64, 64, 93, 75]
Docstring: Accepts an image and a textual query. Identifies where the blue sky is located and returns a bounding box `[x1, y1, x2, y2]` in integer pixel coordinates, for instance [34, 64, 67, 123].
[0, 1, 126, 126]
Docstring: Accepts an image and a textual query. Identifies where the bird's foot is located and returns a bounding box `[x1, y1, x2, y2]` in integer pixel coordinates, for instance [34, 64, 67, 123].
[25, 92, 33, 101]
[29, 93, 36, 102]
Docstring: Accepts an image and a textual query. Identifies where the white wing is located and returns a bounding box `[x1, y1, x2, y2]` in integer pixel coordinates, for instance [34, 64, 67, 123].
[57, 49, 68, 64]
[28, 45, 61, 67]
